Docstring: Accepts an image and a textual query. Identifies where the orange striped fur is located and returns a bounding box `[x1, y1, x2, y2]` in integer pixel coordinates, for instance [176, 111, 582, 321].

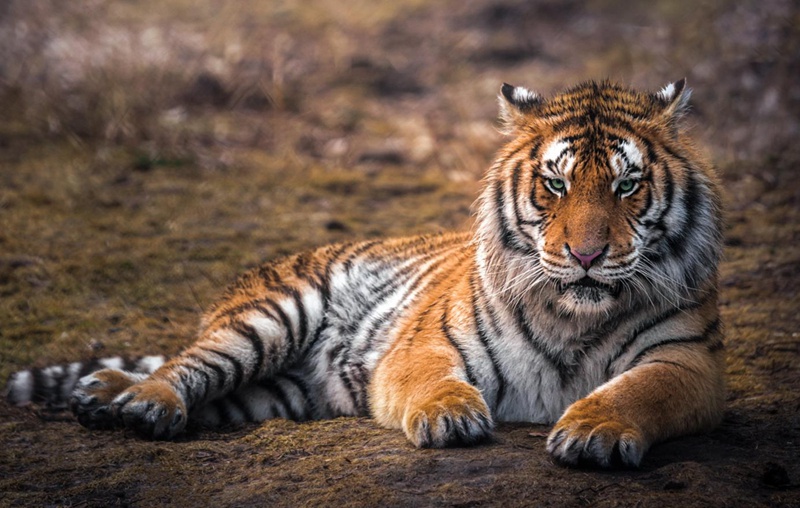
[6, 80, 725, 468]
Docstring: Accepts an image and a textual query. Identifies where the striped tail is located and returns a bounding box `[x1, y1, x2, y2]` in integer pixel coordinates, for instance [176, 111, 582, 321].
[6, 357, 315, 431]
[5, 356, 166, 409]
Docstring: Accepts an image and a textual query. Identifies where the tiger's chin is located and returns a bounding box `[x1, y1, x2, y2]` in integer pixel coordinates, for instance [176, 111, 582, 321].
[556, 277, 620, 315]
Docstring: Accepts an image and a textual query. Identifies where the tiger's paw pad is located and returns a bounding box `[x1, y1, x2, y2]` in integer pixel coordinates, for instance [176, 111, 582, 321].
[547, 414, 646, 468]
[70, 369, 142, 430]
[404, 387, 494, 448]
[112, 381, 187, 440]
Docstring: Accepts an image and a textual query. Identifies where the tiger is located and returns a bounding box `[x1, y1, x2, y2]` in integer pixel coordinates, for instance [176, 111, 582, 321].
[5, 79, 725, 468]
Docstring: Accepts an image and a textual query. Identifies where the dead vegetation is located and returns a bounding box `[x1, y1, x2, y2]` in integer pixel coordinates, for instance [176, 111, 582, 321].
[1, 0, 799, 506]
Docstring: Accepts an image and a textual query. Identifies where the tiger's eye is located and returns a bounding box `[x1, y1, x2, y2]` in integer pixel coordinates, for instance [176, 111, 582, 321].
[618, 179, 635, 193]
[548, 178, 566, 192]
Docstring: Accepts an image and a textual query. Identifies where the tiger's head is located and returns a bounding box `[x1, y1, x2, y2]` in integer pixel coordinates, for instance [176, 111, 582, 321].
[476, 80, 722, 317]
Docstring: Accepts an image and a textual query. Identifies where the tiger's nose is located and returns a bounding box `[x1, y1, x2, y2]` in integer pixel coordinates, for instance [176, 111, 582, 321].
[568, 245, 606, 269]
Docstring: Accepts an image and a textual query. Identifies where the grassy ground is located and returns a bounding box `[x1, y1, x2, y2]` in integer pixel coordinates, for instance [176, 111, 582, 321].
[1, 0, 799, 506]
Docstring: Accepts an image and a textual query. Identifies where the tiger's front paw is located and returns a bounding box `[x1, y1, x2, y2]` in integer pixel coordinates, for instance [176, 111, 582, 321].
[547, 397, 647, 468]
[403, 381, 493, 448]
[111, 380, 188, 440]
[70, 369, 144, 430]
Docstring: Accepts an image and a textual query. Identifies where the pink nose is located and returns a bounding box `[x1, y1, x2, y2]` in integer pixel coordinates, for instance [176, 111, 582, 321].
[569, 247, 604, 269]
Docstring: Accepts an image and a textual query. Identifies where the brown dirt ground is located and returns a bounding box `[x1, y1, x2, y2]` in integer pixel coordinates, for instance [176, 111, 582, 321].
[1, 0, 798, 506]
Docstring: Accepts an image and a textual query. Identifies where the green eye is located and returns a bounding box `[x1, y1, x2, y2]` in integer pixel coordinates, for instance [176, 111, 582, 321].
[548, 178, 566, 193]
[617, 178, 636, 194]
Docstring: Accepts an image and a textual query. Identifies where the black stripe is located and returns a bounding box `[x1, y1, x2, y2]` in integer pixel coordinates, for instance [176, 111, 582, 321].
[629, 318, 721, 368]
[198, 347, 244, 390]
[173, 370, 195, 408]
[342, 240, 384, 272]
[188, 353, 228, 392]
[441, 296, 478, 387]
[282, 372, 312, 420]
[31, 368, 49, 404]
[270, 285, 310, 351]
[494, 178, 535, 255]
[658, 170, 703, 269]
[577, 304, 645, 360]
[262, 299, 296, 358]
[291, 251, 326, 290]
[291, 290, 309, 350]
[353, 245, 463, 357]
[512, 305, 574, 384]
[305, 243, 349, 352]
[604, 296, 709, 377]
[194, 369, 211, 407]
[529, 178, 546, 213]
[643, 160, 674, 227]
[550, 113, 638, 134]
[123, 357, 139, 372]
[637, 182, 653, 219]
[226, 392, 255, 422]
[640, 136, 658, 166]
[511, 161, 538, 244]
[217, 298, 277, 323]
[231, 321, 266, 379]
[324, 343, 360, 412]
[355, 242, 445, 316]
[261, 379, 300, 420]
[682, 168, 703, 228]
[326, 342, 345, 366]
[350, 362, 371, 414]
[258, 264, 283, 285]
[625, 216, 641, 235]
[336, 368, 361, 414]
[469, 271, 506, 409]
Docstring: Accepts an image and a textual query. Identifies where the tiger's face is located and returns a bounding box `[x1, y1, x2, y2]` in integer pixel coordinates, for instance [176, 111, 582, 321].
[477, 80, 721, 317]
[534, 134, 649, 314]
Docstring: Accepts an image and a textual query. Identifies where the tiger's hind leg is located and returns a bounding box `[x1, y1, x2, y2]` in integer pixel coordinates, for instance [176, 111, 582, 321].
[107, 264, 326, 439]
[191, 372, 314, 429]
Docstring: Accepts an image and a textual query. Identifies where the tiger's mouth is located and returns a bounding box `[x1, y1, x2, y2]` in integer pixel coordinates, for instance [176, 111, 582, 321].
[558, 277, 621, 299]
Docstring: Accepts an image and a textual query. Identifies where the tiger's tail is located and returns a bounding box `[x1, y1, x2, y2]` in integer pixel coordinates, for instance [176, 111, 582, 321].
[5, 356, 166, 410]
[6, 357, 315, 430]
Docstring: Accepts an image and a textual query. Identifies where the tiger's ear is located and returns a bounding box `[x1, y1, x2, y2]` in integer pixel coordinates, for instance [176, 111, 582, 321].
[655, 78, 691, 120]
[498, 83, 542, 135]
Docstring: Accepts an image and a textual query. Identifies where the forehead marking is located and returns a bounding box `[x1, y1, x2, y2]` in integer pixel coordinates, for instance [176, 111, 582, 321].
[610, 138, 643, 176]
[542, 139, 575, 175]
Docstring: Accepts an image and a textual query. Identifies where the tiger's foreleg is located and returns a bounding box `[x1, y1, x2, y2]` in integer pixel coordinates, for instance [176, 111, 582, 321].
[369, 317, 494, 448]
[547, 343, 725, 467]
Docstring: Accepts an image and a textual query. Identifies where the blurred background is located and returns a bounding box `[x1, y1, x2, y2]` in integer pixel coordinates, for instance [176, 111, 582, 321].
[0, 0, 797, 376]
